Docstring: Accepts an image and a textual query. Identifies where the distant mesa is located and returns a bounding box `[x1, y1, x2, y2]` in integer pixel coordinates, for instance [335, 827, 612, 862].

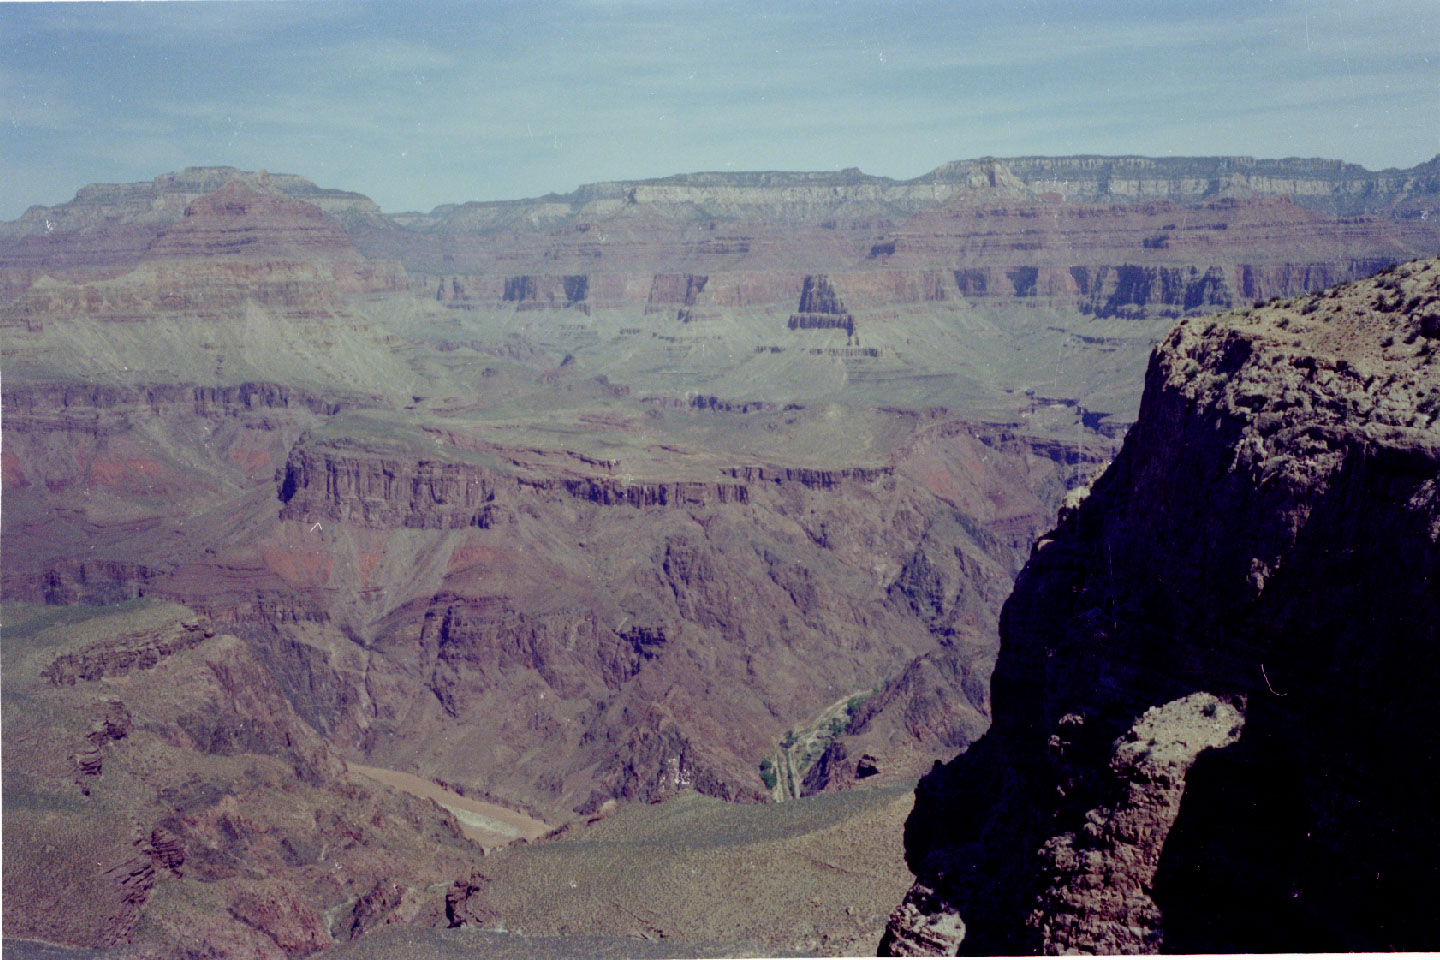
[2, 165, 387, 237]
[9, 153, 1440, 245]
[144, 180, 362, 262]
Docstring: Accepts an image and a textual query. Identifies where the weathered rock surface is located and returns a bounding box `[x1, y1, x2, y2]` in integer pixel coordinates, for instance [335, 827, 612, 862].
[43, 614, 210, 684]
[1, 166, 388, 244]
[883, 259, 1440, 954]
[2, 603, 480, 957]
[383, 155, 1440, 231]
[256, 412, 1102, 818]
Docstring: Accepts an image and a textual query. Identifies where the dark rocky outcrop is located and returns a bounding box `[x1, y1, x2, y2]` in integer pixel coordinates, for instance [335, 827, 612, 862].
[277, 447, 503, 529]
[2, 381, 357, 418]
[502, 275, 539, 302]
[883, 259, 1440, 954]
[789, 274, 856, 336]
[70, 699, 133, 786]
[647, 393, 778, 414]
[499, 273, 592, 310]
[948, 258, 1414, 320]
[44, 616, 210, 685]
[1075, 264, 1234, 317]
[562, 476, 749, 507]
[722, 464, 891, 488]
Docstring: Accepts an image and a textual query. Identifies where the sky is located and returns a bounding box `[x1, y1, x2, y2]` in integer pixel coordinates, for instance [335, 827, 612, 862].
[2, 0, 1438, 219]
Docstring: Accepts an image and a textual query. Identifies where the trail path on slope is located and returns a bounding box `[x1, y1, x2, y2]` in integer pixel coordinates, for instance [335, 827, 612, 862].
[348, 762, 551, 849]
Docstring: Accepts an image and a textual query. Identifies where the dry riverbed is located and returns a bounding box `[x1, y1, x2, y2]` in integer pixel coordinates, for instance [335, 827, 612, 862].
[347, 762, 551, 849]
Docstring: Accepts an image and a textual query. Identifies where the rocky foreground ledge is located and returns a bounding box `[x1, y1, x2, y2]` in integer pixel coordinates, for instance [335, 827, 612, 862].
[882, 259, 1440, 954]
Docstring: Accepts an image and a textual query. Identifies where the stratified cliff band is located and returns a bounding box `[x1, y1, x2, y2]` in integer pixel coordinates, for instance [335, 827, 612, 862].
[883, 259, 1440, 954]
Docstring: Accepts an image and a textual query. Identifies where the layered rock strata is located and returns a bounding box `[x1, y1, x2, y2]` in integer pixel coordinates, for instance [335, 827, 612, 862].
[2, 603, 477, 957]
[256, 420, 1108, 816]
[378, 155, 1440, 231]
[790, 274, 857, 336]
[0, 166, 387, 244]
[883, 258, 1440, 954]
[369, 194, 1437, 327]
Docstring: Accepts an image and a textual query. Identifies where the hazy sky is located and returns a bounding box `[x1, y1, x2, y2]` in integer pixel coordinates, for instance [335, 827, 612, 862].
[3, 0, 1437, 218]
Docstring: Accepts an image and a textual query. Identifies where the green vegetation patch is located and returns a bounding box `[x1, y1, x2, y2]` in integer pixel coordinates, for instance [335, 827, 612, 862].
[1, 599, 159, 643]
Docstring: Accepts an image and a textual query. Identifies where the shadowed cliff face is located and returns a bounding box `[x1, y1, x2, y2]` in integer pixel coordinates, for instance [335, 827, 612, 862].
[883, 259, 1440, 955]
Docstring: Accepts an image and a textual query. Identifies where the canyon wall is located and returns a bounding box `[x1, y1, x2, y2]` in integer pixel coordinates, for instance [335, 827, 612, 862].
[16, 161, 1433, 327]
[883, 259, 1440, 954]
[247, 419, 1108, 817]
[376, 188, 1440, 359]
[383, 154, 1440, 230]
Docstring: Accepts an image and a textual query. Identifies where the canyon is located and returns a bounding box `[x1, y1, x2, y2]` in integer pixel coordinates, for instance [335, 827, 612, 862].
[3, 156, 1438, 956]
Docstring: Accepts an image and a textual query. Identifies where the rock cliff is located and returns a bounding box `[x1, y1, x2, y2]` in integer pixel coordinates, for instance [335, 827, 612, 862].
[253, 417, 1107, 818]
[941, 154, 1440, 217]
[10, 162, 1438, 429]
[387, 155, 1440, 231]
[882, 259, 1440, 954]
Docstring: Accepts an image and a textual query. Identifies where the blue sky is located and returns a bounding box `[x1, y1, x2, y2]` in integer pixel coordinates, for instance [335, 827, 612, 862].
[2, 0, 1437, 218]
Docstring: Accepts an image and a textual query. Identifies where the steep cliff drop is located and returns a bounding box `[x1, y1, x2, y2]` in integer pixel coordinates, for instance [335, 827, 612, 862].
[882, 259, 1440, 955]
